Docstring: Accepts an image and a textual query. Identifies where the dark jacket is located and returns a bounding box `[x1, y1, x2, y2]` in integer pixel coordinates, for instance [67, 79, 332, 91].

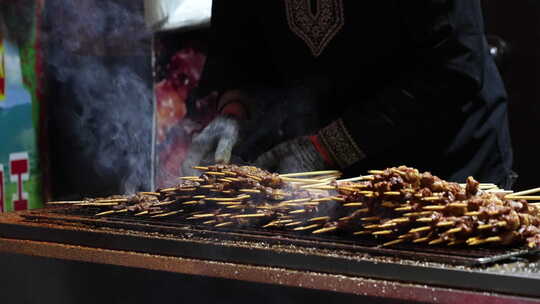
[197, 0, 514, 186]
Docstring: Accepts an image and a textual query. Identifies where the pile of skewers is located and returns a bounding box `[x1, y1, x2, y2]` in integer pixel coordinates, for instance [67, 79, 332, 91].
[49, 165, 540, 248]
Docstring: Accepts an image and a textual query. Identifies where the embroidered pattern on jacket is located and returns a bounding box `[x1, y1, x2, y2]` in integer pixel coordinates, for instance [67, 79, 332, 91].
[318, 119, 365, 168]
[284, 0, 344, 57]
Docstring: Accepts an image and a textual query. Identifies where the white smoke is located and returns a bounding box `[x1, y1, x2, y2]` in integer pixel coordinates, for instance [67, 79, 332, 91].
[44, 0, 154, 195]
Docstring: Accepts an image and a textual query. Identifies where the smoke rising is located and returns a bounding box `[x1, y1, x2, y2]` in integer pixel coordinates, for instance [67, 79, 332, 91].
[44, 0, 154, 196]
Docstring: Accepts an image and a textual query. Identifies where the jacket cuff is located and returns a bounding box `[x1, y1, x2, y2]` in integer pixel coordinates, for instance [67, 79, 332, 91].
[317, 119, 366, 169]
[308, 135, 335, 167]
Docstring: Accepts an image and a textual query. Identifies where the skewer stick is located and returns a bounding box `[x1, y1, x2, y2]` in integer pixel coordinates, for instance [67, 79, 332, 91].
[231, 213, 268, 219]
[154, 201, 175, 206]
[215, 222, 233, 227]
[361, 216, 380, 221]
[160, 187, 179, 192]
[177, 176, 203, 181]
[368, 170, 385, 174]
[379, 222, 397, 229]
[504, 195, 540, 200]
[239, 189, 261, 193]
[263, 219, 294, 228]
[205, 195, 250, 202]
[436, 221, 454, 227]
[308, 216, 331, 222]
[343, 202, 364, 207]
[422, 197, 441, 201]
[413, 237, 430, 243]
[506, 187, 540, 197]
[445, 227, 462, 234]
[390, 218, 411, 224]
[182, 201, 199, 205]
[203, 220, 217, 225]
[135, 211, 149, 216]
[382, 239, 405, 247]
[423, 206, 446, 211]
[312, 226, 338, 234]
[338, 176, 375, 183]
[395, 206, 413, 212]
[384, 191, 401, 196]
[293, 224, 321, 231]
[300, 183, 335, 190]
[76, 202, 121, 206]
[312, 196, 339, 202]
[477, 224, 493, 230]
[448, 203, 468, 208]
[47, 200, 87, 205]
[466, 237, 481, 244]
[465, 211, 481, 216]
[95, 198, 129, 203]
[95, 210, 116, 216]
[428, 238, 445, 245]
[284, 221, 303, 227]
[409, 226, 432, 233]
[191, 213, 216, 219]
[281, 177, 331, 184]
[217, 202, 242, 205]
[353, 230, 370, 235]
[192, 166, 209, 170]
[246, 174, 262, 181]
[151, 210, 180, 218]
[416, 217, 435, 223]
[486, 189, 513, 194]
[138, 192, 161, 196]
[226, 205, 246, 209]
[363, 224, 380, 229]
[280, 170, 341, 178]
[205, 171, 226, 176]
[289, 209, 307, 214]
[404, 211, 433, 217]
[339, 186, 361, 192]
[372, 230, 393, 235]
[280, 198, 312, 204]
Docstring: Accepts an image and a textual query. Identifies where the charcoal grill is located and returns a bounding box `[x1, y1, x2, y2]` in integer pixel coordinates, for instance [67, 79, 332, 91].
[2, 206, 540, 302]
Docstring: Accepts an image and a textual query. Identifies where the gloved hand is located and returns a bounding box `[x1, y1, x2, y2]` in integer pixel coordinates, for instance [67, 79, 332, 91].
[254, 136, 329, 174]
[181, 115, 240, 176]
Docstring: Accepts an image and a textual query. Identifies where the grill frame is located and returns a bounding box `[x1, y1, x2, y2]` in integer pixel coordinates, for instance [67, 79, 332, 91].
[29, 205, 539, 266]
[2, 207, 540, 298]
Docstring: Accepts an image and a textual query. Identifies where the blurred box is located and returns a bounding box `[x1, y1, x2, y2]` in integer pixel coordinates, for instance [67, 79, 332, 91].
[0, 0, 45, 211]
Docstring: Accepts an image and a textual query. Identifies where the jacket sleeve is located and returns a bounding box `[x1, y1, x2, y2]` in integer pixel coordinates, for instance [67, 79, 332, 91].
[318, 0, 488, 169]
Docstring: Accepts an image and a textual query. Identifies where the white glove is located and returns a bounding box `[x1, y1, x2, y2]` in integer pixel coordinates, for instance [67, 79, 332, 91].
[182, 116, 240, 176]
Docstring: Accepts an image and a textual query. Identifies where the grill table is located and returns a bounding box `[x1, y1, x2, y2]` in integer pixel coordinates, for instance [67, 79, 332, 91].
[1, 207, 540, 303]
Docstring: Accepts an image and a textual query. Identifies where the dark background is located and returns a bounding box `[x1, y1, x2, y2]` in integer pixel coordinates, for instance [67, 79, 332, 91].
[482, 0, 540, 190]
[44, 1, 540, 197]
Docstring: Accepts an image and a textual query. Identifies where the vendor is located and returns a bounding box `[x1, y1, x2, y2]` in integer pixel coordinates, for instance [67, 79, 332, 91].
[183, 0, 515, 188]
